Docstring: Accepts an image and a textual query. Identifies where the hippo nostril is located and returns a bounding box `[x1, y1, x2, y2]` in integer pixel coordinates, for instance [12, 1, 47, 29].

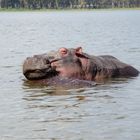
[46, 60, 50, 64]
[43, 58, 51, 65]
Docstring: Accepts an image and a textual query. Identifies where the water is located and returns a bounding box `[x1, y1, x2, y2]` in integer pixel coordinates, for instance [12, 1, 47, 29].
[0, 10, 140, 140]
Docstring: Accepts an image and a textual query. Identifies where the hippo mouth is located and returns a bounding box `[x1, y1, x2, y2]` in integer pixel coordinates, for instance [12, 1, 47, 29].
[24, 67, 50, 80]
[24, 66, 59, 80]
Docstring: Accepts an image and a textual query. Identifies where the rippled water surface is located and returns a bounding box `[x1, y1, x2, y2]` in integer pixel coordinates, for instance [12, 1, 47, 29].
[0, 10, 140, 140]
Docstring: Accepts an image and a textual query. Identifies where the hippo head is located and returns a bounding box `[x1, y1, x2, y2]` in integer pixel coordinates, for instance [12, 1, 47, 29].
[23, 54, 57, 80]
[51, 47, 90, 80]
[23, 47, 90, 80]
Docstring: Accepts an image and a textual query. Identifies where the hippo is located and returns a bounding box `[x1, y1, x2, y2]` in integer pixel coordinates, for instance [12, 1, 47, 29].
[23, 47, 139, 84]
[23, 51, 96, 88]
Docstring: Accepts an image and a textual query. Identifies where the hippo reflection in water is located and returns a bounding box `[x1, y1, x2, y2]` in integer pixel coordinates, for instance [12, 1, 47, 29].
[23, 47, 139, 87]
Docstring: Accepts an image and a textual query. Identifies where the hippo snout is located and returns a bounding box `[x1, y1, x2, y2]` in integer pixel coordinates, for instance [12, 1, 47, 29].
[23, 55, 55, 80]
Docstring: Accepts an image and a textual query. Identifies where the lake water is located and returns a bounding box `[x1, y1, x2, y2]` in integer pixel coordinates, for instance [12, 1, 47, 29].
[0, 10, 140, 140]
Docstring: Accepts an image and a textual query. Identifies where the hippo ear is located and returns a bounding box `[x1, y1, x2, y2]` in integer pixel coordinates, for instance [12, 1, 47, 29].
[75, 47, 89, 59]
[76, 47, 83, 54]
[59, 47, 68, 57]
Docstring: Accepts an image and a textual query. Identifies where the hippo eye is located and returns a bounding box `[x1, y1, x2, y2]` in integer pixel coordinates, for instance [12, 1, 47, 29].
[61, 50, 67, 53]
[59, 48, 68, 55]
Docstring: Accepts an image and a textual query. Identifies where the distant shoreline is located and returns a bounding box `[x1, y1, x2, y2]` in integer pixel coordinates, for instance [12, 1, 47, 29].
[0, 7, 140, 12]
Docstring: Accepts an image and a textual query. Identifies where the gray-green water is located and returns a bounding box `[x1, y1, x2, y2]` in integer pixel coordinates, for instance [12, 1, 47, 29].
[0, 10, 140, 140]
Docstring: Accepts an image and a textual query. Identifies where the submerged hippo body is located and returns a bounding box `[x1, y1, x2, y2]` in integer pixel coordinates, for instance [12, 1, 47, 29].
[23, 47, 139, 85]
[32, 76, 96, 88]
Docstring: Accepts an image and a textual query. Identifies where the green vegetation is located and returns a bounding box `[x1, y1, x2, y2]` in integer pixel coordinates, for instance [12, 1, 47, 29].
[0, 0, 139, 10]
